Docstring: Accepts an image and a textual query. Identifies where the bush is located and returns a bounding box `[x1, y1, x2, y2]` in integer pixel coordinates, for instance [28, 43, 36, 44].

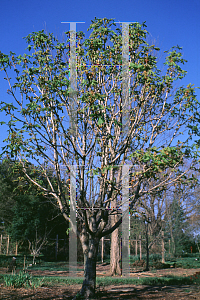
[152, 262, 174, 269]
[190, 271, 200, 285]
[130, 255, 140, 263]
[149, 254, 162, 262]
[181, 253, 200, 258]
[132, 259, 146, 267]
[3, 271, 31, 288]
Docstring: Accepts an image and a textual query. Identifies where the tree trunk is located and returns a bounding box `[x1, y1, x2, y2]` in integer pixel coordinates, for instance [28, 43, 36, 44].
[145, 222, 149, 271]
[110, 215, 121, 275]
[170, 222, 175, 256]
[74, 230, 99, 299]
[196, 242, 200, 253]
[32, 254, 35, 265]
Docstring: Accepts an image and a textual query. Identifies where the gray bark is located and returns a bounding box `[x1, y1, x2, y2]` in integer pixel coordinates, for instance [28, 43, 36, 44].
[73, 227, 99, 299]
[110, 215, 121, 275]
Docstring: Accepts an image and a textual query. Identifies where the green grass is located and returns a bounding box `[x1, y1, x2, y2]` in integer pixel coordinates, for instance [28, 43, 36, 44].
[174, 257, 200, 269]
[29, 261, 69, 271]
[1, 254, 200, 290]
[28, 261, 84, 272]
[1, 273, 199, 288]
[4, 275, 195, 287]
[95, 276, 194, 286]
[130, 254, 200, 269]
[1, 254, 200, 271]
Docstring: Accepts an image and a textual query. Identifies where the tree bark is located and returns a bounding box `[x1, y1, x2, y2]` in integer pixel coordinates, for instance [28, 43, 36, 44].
[110, 215, 121, 275]
[74, 228, 99, 299]
[145, 222, 149, 271]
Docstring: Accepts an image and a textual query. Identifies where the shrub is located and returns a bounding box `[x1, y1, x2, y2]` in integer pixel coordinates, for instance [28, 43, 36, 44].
[130, 255, 140, 262]
[132, 259, 145, 267]
[190, 271, 200, 285]
[152, 262, 173, 269]
[3, 271, 31, 288]
[149, 254, 162, 262]
[3, 271, 45, 288]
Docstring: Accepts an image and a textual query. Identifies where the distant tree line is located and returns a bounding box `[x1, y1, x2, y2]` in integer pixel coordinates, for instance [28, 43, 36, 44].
[0, 157, 68, 260]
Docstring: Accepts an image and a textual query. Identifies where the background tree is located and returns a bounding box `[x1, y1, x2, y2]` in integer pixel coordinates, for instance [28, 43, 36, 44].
[163, 176, 200, 256]
[132, 169, 200, 261]
[0, 17, 200, 299]
[164, 197, 191, 256]
[0, 158, 18, 227]
[180, 171, 200, 240]
[0, 158, 69, 258]
[11, 194, 53, 263]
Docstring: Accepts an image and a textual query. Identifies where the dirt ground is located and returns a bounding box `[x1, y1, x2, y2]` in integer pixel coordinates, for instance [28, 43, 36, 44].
[0, 264, 200, 299]
[0, 284, 200, 299]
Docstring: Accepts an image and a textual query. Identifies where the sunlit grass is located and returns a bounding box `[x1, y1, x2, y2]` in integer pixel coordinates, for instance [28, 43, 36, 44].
[10, 274, 194, 287]
[1, 272, 199, 288]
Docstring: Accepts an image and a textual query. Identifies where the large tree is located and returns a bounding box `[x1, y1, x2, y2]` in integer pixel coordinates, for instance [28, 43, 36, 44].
[0, 17, 200, 299]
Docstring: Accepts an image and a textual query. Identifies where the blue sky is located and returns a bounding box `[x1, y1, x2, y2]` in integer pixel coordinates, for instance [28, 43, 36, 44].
[0, 0, 199, 151]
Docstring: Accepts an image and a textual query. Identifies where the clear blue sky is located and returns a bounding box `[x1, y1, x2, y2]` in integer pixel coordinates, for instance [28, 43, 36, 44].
[0, 0, 199, 151]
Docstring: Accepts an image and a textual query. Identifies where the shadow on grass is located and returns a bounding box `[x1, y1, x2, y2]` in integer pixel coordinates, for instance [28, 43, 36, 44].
[95, 284, 196, 300]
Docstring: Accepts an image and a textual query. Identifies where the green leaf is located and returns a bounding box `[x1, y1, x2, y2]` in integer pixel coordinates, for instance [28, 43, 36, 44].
[27, 45, 32, 51]
[98, 117, 104, 125]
